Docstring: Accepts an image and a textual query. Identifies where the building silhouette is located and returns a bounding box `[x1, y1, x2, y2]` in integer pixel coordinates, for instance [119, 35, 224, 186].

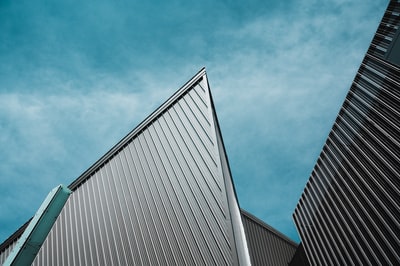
[293, 0, 400, 265]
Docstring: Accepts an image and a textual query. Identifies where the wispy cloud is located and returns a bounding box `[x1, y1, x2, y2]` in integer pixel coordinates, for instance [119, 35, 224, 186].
[0, 0, 389, 242]
[204, 0, 388, 240]
[0, 90, 144, 232]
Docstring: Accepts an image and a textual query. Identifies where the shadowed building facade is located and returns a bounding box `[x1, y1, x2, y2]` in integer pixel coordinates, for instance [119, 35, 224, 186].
[293, 1, 400, 265]
[0, 69, 297, 265]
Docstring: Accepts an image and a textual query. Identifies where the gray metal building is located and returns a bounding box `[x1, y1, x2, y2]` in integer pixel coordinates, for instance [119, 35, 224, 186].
[1, 68, 297, 265]
[293, 0, 400, 265]
[241, 210, 297, 265]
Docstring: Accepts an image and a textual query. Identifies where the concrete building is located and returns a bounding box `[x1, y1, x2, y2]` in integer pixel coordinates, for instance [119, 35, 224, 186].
[293, 1, 400, 265]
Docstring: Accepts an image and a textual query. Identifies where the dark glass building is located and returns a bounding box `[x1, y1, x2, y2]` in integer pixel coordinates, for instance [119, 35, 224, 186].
[293, 0, 400, 265]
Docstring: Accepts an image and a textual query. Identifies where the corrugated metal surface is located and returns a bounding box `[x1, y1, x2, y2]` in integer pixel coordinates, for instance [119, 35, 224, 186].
[368, 1, 400, 60]
[0, 219, 30, 265]
[241, 210, 297, 266]
[294, 1, 400, 265]
[0, 239, 18, 265]
[3, 185, 71, 266]
[27, 69, 249, 265]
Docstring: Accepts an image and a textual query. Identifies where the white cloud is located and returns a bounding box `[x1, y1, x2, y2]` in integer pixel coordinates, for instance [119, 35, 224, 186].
[0, 0, 389, 243]
[203, 0, 388, 240]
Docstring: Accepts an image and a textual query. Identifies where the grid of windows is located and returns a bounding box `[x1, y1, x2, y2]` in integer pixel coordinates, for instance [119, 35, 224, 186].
[294, 1, 400, 265]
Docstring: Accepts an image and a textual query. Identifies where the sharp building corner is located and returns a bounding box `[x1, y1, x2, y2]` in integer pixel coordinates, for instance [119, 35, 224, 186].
[293, 0, 400, 265]
[0, 68, 297, 265]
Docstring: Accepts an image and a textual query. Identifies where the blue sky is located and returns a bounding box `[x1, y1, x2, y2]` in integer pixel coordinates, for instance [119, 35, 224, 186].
[0, 0, 388, 243]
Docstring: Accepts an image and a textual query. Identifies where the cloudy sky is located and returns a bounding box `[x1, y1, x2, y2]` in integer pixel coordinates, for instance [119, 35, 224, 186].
[0, 0, 388, 243]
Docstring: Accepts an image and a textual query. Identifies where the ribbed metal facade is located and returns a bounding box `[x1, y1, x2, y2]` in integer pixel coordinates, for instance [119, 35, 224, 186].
[0, 239, 17, 264]
[0, 69, 308, 265]
[11, 69, 249, 265]
[293, 1, 400, 265]
[241, 210, 297, 266]
[0, 220, 30, 265]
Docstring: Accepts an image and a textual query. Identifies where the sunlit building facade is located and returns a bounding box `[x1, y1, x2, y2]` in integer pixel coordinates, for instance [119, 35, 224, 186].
[293, 1, 400, 265]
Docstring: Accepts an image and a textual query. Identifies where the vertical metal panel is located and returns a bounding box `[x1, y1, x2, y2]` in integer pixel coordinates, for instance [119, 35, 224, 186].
[28, 69, 249, 265]
[0, 239, 18, 265]
[0, 221, 31, 265]
[3, 185, 71, 266]
[241, 210, 297, 266]
[294, 1, 400, 265]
